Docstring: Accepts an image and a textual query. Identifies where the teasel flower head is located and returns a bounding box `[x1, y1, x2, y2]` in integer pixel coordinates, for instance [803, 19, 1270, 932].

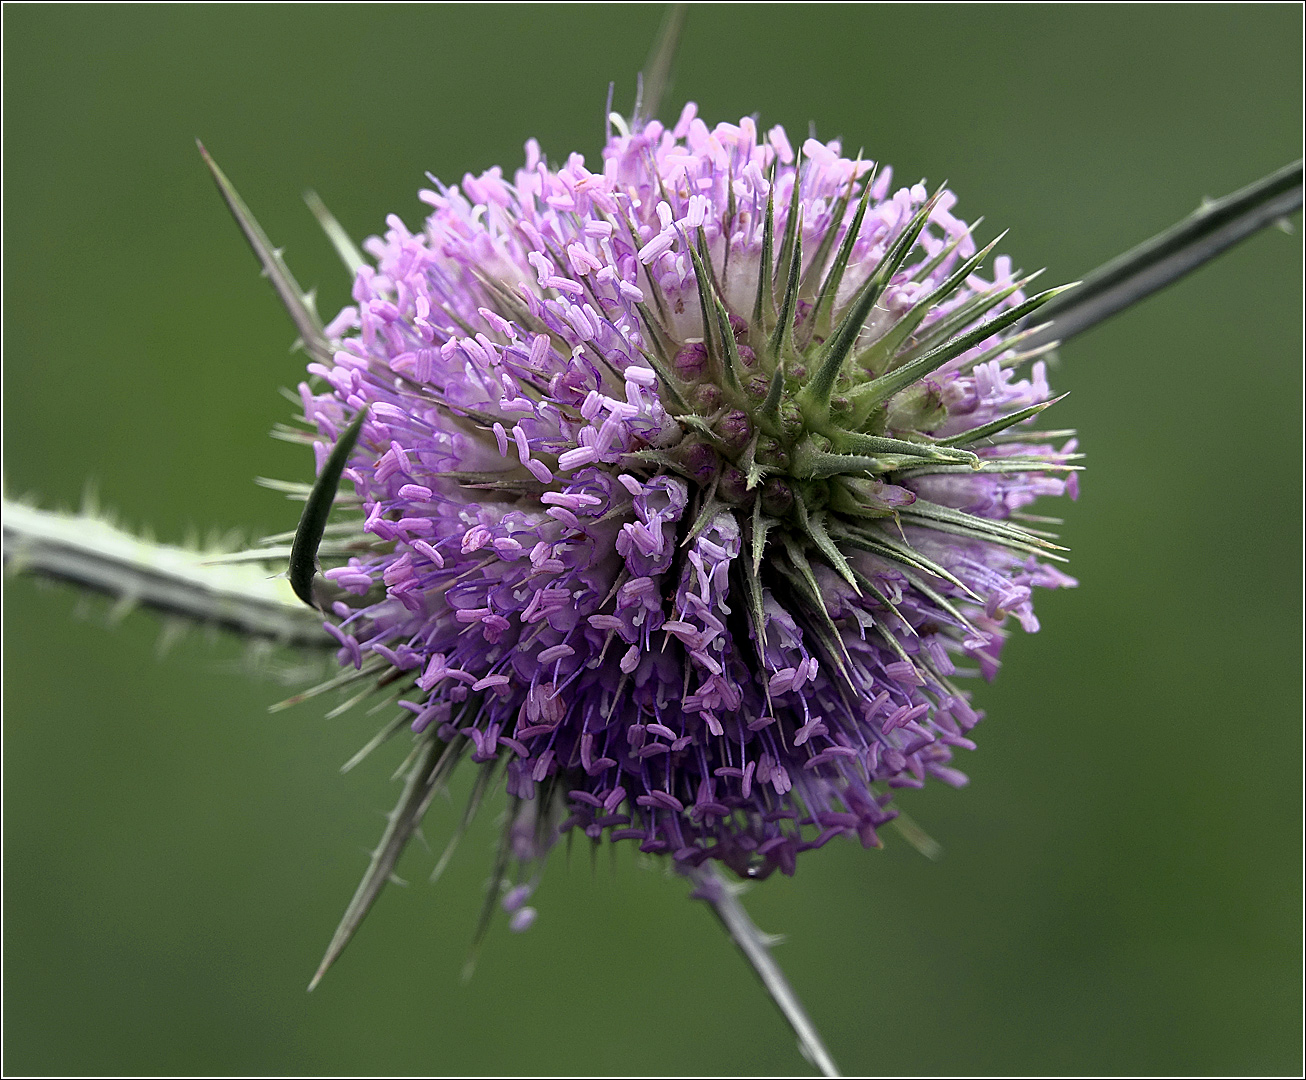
[288, 103, 1080, 971]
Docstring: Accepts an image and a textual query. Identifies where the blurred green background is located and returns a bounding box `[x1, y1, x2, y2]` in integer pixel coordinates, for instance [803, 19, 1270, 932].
[4, 5, 1301, 1076]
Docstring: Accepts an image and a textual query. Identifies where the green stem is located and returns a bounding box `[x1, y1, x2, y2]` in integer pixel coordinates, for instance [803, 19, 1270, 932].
[690, 864, 841, 1077]
[2, 497, 328, 647]
[1028, 159, 1303, 348]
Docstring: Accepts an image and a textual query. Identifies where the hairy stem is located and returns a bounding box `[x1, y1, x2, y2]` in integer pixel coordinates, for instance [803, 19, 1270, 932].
[3, 498, 328, 647]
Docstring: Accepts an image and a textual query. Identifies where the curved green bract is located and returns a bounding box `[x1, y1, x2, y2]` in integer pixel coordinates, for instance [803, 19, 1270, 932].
[289, 407, 368, 608]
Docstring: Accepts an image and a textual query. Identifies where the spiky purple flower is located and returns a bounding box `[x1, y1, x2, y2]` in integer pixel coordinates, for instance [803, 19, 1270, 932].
[299, 105, 1079, 924]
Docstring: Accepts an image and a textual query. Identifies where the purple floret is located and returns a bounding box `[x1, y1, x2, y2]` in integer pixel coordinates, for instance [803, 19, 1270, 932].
[298, 104, 1079, 903]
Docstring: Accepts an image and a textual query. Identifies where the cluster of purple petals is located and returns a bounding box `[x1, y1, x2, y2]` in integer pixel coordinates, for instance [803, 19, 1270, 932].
[301, 105, 1077, 884]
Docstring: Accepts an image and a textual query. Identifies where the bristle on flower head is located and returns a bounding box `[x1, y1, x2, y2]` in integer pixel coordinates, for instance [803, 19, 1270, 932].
[300, 106, 1080, 926]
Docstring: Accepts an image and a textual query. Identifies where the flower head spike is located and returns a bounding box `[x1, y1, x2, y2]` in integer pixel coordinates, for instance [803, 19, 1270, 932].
[292, 107, 1080, 978]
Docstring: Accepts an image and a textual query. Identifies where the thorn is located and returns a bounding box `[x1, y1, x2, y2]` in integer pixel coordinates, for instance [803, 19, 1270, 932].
[767, 210, 803, 364]
[753, 180, 777, 330]
[633, 4, 688, 129]
[197, 140, 333, 364]
[305, 189, 368, 277]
